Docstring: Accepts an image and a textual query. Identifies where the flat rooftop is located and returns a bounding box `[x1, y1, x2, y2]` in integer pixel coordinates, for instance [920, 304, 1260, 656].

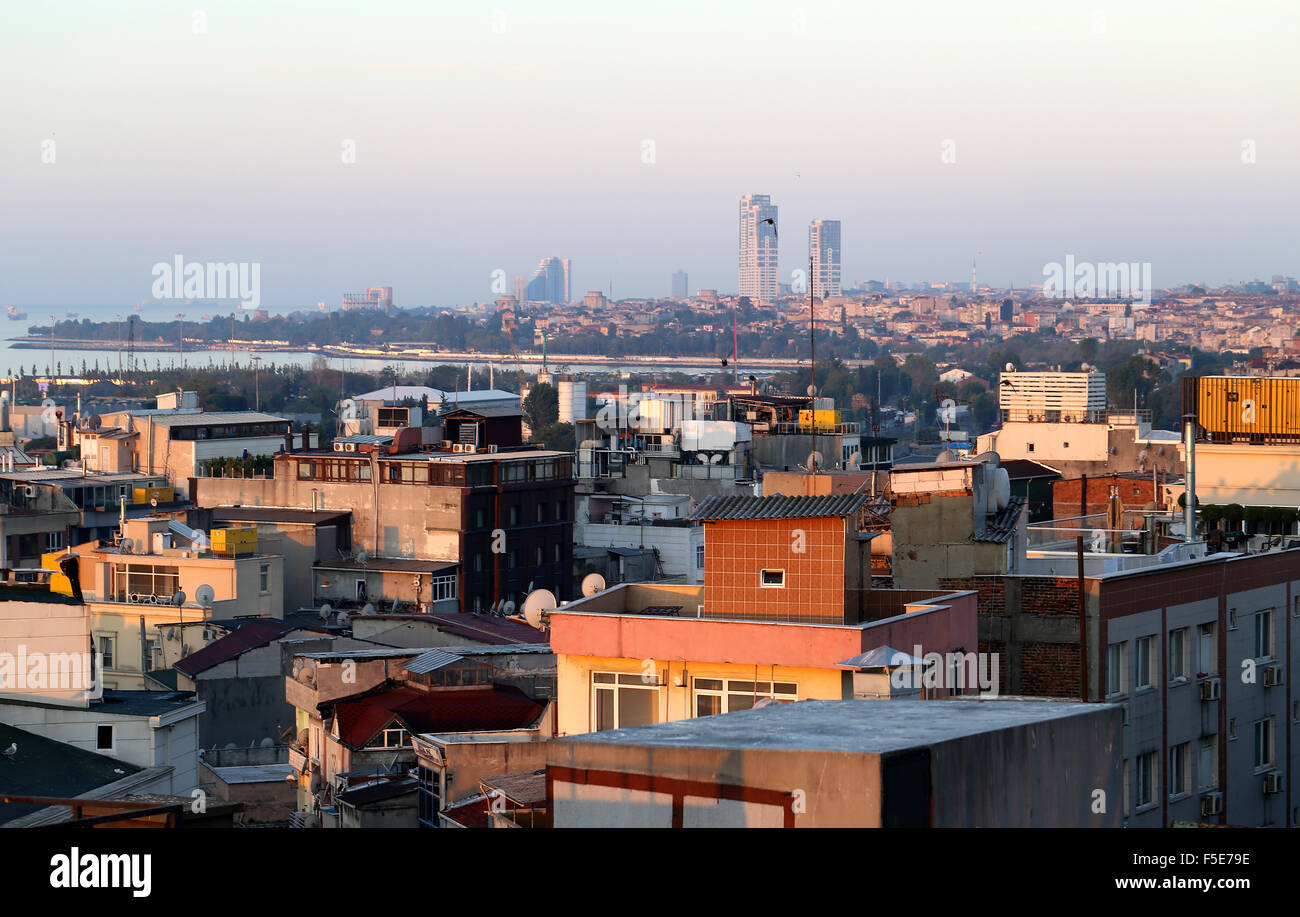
[561, 698, 1116, 755]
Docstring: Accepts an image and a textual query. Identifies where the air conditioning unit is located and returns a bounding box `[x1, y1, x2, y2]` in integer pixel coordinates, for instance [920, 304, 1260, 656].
[1263, 665, 1283, 687]
[488, 444, 498, 453]
[333, 442, 345, 452]
[1200, 677, 1221, 701]
[1200, 792, 1223, 816]
[1263, 772, 1283, 794]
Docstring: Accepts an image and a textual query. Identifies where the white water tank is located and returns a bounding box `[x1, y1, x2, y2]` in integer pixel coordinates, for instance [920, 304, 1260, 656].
[558, 379, 587, 424]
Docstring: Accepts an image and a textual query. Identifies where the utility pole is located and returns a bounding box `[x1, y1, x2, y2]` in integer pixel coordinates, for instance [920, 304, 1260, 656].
[251, 355, 262, 411]
[176, 313, 185, 368]
[808, 251, 816, 397]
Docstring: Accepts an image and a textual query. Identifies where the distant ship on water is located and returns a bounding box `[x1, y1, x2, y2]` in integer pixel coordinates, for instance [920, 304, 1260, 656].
[5, 305, 27, 321]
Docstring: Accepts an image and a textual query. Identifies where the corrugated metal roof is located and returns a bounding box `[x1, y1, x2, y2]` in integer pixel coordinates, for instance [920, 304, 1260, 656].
[174, 619, 299, 677]
[974, 495, 1027, 543]
[149, 411, 289, 427]
[692, 493, 870, 521]
[401, 648, 464, 674]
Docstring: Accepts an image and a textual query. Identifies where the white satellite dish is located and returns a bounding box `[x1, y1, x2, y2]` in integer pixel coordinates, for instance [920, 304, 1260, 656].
[172, 591, 186, 606]
[318, 603, 332, 621]
[487, 599, 500, 616]
[806, 451, 823, 472]
[521, 589, 556, 629]
[150, 497, 158, 507]
[501, 599, 517, 617]
[195, 584, 215, 607]
[581, 573, 606, 597]
[337, 611, 349, 625]
[120, 538, 134, 554]
[806, 384, 817, 397]
[710, 453, 723, 464]
[355, 549, 368, 565]
[361, 602, 375, 616]
[1005, 362, 1015, 372]
[846, 450, 862, 470]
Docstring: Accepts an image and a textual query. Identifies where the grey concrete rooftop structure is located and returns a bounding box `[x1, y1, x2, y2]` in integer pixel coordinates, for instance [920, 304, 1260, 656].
[565, 697, 1119, 754]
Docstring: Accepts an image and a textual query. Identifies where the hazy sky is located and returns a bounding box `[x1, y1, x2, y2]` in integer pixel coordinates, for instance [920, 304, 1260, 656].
[2, 0, 1297, 312]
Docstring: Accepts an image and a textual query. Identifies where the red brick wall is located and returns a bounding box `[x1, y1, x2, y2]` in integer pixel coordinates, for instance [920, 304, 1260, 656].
[1053, 475, 1156, 519]
[703, 515, 847, 623]
[1016, 641, 1082, 698]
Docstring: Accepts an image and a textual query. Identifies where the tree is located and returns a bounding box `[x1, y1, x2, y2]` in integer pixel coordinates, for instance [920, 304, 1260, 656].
[523, 382, 559, 427]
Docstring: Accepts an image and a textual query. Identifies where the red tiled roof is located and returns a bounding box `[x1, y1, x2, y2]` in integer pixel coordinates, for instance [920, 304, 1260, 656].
[174, 620, 299, 677]
[332, 685, 543, 748]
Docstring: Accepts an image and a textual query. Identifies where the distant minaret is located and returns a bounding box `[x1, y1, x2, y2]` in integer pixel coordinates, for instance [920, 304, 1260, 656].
[971, 257, 977, 293]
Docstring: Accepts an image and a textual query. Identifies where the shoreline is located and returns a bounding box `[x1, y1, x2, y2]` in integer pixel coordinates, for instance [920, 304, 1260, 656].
[5, 337, 862, 371]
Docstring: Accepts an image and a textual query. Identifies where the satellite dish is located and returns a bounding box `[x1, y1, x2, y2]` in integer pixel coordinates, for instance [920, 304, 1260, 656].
[195, 584, 215, 607]
[710, 453, 723, 464]
[806, 384, 817, 397]
[487, 599, 500, 616]
[88, 413, 102, 431]
[355, 549, 368, 565]
[150, 497, 158, 507]
[318, 603, 333, 621]
[1005, 362, 1015, 372]
[337, 611, 349, 625]
[521, 589, 556, 629]
[120, 538, 134, 554]
[846, 450, 862, 469]
[172, 591, 186, 606]
[361, 602, 375, 616]
[581, 573, 607, 597]
[806, 451, 823, 472]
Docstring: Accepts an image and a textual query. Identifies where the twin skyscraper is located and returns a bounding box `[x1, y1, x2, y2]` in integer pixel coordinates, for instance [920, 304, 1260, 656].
[738, 195, 840, 302]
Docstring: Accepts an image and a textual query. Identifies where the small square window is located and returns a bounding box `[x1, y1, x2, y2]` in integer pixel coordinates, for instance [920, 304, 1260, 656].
[760, 569, 785, 588]
[96, 725, 113, 750]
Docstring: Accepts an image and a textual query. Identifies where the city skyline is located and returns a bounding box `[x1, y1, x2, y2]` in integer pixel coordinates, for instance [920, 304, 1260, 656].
[2, 2, 1297, 309]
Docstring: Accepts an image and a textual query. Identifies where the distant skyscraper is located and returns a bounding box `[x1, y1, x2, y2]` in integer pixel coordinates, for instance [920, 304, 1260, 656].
[561, 258, 572, 304]
[738, 194, 778, 301]
[808, 221, 841, 299]
[512, 275, 527, 303]
[672, 269, 689, 299]
[527, 257, 570, 304]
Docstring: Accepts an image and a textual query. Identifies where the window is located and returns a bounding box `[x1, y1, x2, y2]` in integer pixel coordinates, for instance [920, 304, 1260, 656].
[1169, 742, 1189, 797]
[509, 506, 519, 526]
[1254, 609, 1274, 659]
[428, 574, 457, 602]
[417, 764, 441, 828]
[144, 637, 160, 671]
[535, 546, 544, 565]
[1229, 717, 1238, 740]
[1254, 717, 1274, 769]
[1228, 607, 1238, 630]
[96, 725, 113, 751]
[1027, 443, 1035, 453]
[473, 553, 483, 572]
[355, 579, 367, 600]
[693, 678, 798, 717]
[1135, 751, 1157, 808]
[695, 544, 705, 570]
[1122, 759, 1131, 816]
[554, 543, 562, 563]
[1199, 738, 1218, 789]
[1197, 623, 1217, 676]
[760, 569, 785, 588]
[475, 508, 486, 528]
[46, 531, 63, 551]
[96, 634, 115, 670]
[1135, 636, 1155, 689]
[555, 502, 564, 521]
[592, 672, 660, 731]
[1168, 628, 1188, 681]
[111, 564, 181, 602]
[259, 564, 270, 594]
[364, 725, 409, 749]
[1105, 642, 1127, 697]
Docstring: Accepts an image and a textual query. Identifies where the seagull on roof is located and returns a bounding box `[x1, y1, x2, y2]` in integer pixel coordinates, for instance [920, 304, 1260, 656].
[2, 742, 16, 759]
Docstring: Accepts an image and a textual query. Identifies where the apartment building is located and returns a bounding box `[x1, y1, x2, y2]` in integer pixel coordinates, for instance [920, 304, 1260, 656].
[550, 494, 979, 737]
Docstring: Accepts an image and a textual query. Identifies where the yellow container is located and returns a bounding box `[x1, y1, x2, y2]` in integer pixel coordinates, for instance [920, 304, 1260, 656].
[210, 526, 257, 556]
[798, 408, 841, 431]
[132, 486, 175, 505]
[1196, 376, 1300, 441]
